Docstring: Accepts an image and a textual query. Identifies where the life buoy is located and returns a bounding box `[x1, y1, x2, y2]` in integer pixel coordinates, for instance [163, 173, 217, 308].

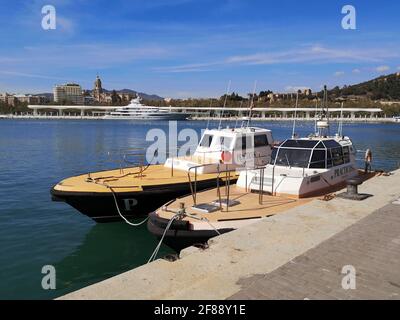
[221, 151, 232, 163]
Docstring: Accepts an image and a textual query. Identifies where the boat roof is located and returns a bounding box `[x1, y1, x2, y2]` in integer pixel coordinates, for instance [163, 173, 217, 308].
[276, 136, 352, 150]
[203, 127, 271, 136]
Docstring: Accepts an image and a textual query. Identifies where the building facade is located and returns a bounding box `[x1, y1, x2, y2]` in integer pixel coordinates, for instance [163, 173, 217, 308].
[91, 75, 135, 104]
[53, 83, 84, 105]
[0, 93, 48, 106]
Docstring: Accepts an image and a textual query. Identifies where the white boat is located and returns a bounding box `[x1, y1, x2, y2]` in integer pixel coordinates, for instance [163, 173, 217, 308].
[52, 123, 274, 222]
[147, 88, 368, 252]
[164, 126, 273, 174]
[103, 96, 189, 120]
[393, 116, 400, 123]
[237, 132, 358, 198]
[237, 89, 359, 198]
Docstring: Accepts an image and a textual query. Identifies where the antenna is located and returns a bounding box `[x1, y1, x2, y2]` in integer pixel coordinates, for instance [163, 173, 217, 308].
[292, 91, 299, 138]
[316, 85, 330, 137]
[338, 102, 344, 136]
[246, 80, 257, 128]
[218, 81, 231, 130]
[314, 94, 318, 134]
[235, 101, 242, 129]
[325, 85, 330, 136]
[206, 99, 212, 129]
[325, 85, 330, 128]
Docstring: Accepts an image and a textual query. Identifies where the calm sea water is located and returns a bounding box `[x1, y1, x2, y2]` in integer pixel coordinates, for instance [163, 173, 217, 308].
[0, 119, 399, 299]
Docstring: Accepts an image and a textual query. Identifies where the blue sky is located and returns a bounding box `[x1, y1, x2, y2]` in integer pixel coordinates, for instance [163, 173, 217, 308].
[0, 0, 399, 98]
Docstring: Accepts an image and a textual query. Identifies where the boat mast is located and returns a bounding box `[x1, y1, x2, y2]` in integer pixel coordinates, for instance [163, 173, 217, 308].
[325, 85, 330, 130]
[218, 80, 231, 130]
[292, 91, 299, 138]
[246, 80, 257, 128]
[235, 101, 242, 129]
[206, 99, 212, 129]
[316, 85, 330, 137]
[338, 101, 344, 137]
[314, 94, 318, 135]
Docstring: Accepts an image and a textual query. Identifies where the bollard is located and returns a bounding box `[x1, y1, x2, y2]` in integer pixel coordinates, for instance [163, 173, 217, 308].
[337, 178, 371, 201]
[346, 178, 362, 196]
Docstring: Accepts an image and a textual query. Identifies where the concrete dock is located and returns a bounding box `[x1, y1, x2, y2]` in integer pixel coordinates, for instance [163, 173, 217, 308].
[60, 170, 400, 300]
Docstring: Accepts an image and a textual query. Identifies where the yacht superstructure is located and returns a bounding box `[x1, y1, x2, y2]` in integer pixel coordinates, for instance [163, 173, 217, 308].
[103, 97, 189, 120]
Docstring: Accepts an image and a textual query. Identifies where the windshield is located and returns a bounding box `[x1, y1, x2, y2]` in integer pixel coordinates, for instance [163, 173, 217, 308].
[200, 134, 213, 147]
[214, 136, 233, 150]
[272, 148, 311, 168]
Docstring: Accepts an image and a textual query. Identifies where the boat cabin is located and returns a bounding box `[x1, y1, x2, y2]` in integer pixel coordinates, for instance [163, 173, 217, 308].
[164, 127, 274, 174]
[237, 136, 358, 198]
[270, 138, 355, 170]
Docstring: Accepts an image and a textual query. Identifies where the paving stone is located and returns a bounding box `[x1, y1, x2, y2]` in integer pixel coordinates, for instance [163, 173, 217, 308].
[229, 204, 400, 300]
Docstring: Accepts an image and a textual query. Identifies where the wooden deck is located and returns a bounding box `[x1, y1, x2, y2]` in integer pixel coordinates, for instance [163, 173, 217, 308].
[159, 171, 379, 223]
[159, 185, 312, 222]
[54, 164, 237, 193]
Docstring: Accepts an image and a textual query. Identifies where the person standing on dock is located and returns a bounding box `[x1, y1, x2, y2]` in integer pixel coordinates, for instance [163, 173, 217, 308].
[365, 149, 372, 174]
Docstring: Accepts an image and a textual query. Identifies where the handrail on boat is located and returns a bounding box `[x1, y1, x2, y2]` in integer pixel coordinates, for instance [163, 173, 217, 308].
[186, 150, 273, 210]
[186, 163, 226, 206]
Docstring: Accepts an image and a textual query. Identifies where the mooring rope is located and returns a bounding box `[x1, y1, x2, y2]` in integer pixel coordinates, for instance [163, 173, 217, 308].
[107, 187, 149, 226]
[147, 210, 221, 264]
[148, 213, 181, 264]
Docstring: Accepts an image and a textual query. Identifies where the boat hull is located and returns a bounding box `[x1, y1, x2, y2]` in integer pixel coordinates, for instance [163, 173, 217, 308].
[102, 113, 189, 121]
[147, 212, 234, 252]
[51, 178, 236, 223]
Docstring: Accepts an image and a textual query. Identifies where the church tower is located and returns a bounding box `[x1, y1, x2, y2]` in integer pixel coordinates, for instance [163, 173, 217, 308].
[93, 75, 103, 101]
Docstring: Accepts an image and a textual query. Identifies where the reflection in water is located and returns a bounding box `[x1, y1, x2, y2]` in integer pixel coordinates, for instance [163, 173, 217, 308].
[54, 221, 173, 298]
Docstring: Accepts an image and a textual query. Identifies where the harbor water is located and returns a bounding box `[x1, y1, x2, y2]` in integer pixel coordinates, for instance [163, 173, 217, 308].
[0, 119, 399, 299]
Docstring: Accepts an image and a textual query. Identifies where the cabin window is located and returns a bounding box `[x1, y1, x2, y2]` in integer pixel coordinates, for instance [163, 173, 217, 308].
[282, 140, 318, 148]
[275, 148, 311, 168]
[327, 149, 333, 168]
[324, 140, 341, 149]
[343, 146, 350, 163]
[200, 134, 213, 147]
[331, 147, 344, 166]
[215, 136, 233, 150]
[309, 150, 326, 169]
[270, 147, 278, 164]
[315, 142, 325, 149]
[236, 135, 253, 151]
[254, 134, 269, 148]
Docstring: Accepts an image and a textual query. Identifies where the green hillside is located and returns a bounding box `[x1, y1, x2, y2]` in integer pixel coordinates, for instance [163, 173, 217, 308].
[328, 73, 400, 100]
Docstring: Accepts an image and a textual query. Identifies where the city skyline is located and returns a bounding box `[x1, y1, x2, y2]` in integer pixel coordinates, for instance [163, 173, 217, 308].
[0, 0, 399, 98]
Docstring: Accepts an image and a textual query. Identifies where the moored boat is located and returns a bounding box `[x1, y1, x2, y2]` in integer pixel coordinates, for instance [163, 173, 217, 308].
[51, 126, 274, 222]
[148, 88, 375, 252]
[103, 96, 189, 120]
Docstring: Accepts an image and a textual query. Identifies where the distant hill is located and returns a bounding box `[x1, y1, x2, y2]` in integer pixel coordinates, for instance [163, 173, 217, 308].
[32, 93, 54, 99]
[103, 89, 164, 101]
[328, 72, 400, 100]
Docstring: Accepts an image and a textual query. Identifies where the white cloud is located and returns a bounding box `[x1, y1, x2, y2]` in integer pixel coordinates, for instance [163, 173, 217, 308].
[376, 65, 390, 72]
[1, 44, 172, 69]
[155, 44, 400, 73]
[352, 68, 361, 74]
[334, 71, 345, 77]
[153, 62, 219, 73]
[226, 45, 397, 65]
[0, 70, 68, 80]
[284, 86, 310, 93]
